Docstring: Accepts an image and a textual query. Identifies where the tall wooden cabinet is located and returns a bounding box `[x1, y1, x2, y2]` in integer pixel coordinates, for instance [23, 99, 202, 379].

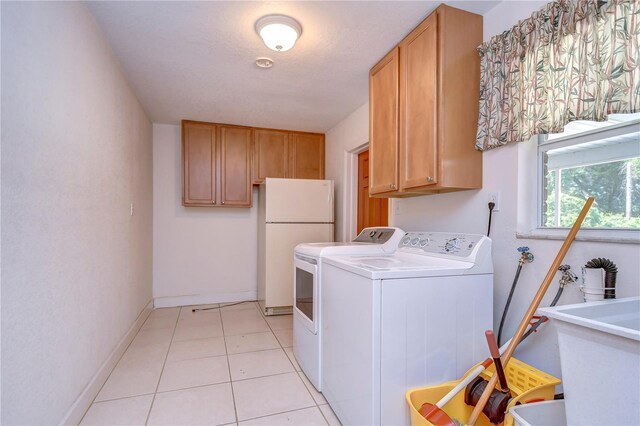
[252, 130, 325, 184]
[182, 121, 251, 207]
[369, 5, 483, 197]
[369, 47, 400, 194]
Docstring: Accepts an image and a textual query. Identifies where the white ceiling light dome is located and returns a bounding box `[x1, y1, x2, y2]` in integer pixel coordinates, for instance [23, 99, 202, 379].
[255, 14, 302, 52]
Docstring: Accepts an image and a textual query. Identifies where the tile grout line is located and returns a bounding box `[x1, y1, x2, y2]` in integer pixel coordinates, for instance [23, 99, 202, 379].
[220, 305, 241, 425]
[77, 308, 174, 424]
[237, 404, 324, 424]
[260, 311, 323, 413]
[259, 309, 334, 425]
[143, 307, 181, 425]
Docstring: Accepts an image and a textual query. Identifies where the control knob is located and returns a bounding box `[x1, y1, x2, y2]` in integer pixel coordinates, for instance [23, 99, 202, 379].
[444, 238, 460, 252]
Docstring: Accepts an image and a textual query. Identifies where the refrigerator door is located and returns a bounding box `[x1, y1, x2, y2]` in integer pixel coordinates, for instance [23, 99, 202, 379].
[265, 178, 334, 223]
[264, 223, 333, 309]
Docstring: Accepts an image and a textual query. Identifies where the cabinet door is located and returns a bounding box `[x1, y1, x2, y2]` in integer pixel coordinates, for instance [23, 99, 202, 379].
[183, 121, 216, 206]
[253, 129, 289, 184]
[289, 133, 325, 180]
[369, 47, 399, 195]
[399, 14, 438, 190]
[220, 126, 252, 206]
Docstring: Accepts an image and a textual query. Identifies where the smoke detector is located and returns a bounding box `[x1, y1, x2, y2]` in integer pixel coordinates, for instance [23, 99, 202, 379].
[255, 57, 274, 69]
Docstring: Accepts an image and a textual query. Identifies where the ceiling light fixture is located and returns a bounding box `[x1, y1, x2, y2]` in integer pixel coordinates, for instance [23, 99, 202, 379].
[255, 14, 302, 52]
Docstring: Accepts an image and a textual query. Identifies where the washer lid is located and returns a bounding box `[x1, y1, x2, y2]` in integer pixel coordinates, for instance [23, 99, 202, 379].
[323, 252, 481, 279]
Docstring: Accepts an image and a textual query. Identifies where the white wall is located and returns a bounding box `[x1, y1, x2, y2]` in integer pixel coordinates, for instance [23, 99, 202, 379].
[325, 103, 369, 242]
[1, 2, 153, 424]
[152, 124, 258, 307]
[324, 0, 640, 381]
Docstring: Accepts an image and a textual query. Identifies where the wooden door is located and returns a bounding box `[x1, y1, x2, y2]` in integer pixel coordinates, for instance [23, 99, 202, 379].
[399, 13, 438, 190]
[253, 129, 289, 184]
[220, 126, 252, 206]
[183, 121, 216, 206]
[357, 150, 388, 234]
[369, 47, 399, 196]
[289, 133, 325, 179]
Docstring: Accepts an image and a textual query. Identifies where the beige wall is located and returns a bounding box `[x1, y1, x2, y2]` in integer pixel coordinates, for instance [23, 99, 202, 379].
[152, 124, 258, 307]
[323, 0, 640, 383]
[325, 103, 369, 242]
[1, 2, 153, 424]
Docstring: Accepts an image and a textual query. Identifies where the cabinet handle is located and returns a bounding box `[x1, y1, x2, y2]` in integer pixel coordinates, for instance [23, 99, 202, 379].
[426, 176, 434, 183]
[389, 183, 396, 189]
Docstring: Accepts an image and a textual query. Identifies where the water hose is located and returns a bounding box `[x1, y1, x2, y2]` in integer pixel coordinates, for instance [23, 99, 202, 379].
[584, 258, 618, 299]
[497, 247, 534, 346]
[522, 264, 577, 340]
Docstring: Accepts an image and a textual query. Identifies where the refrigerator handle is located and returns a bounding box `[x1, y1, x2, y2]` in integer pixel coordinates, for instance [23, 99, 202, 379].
[328, 185, 333, 204]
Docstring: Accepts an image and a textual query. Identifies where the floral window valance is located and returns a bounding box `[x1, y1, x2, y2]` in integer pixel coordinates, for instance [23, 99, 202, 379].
[475, 0, 639, 151]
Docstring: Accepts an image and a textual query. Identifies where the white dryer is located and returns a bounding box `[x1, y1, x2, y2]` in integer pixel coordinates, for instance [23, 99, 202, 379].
[293, 227, 405, 392]
[321, 232, 494, 426]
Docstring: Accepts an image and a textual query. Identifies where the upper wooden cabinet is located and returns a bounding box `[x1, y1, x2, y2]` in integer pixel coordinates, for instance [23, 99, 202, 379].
[369, 5, 483, 197]
[369, 47, 399, 194]
[219, 125, 252, 207]
[184, 121, 325, 207]
[289, 132, 325, 180]
[183, 121, 217, 206]
[253, 129, 289, 183]
[252, 130, 325, 184]
[182, 121, 252, 207]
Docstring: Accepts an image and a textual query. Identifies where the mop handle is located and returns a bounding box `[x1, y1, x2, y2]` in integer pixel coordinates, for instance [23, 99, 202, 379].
[434, 339, 511, 409]
[486, 330, 509, 392]
[467, 197, 594, 426]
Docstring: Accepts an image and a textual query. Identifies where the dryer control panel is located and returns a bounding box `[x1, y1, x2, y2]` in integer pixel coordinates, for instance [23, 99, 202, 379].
[353, 227, 399, 244]
[399, 232, 487, 258]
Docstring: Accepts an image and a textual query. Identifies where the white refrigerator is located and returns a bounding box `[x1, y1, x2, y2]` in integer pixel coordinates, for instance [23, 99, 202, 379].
[258, 178, 334, 315]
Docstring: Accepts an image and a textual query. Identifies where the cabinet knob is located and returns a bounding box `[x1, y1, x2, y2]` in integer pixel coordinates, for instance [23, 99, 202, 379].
[222, 201, 225, 205]
[426, 176, 434, 183]
[389, 183, 396, 189]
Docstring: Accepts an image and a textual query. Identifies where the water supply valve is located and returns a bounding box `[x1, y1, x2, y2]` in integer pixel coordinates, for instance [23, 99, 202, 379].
[558, 264, 578, 288]
[517, 246, 534, 265]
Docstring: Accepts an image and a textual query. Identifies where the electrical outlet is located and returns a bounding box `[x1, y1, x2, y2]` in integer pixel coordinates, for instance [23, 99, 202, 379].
[394, 200, 402, 215]
[489, 192, 501, 212]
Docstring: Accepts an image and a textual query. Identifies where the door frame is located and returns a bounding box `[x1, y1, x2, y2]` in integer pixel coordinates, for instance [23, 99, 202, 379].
[344, 143, 369, 241]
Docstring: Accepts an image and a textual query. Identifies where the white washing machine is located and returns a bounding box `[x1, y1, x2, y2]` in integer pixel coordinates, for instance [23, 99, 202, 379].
[293, 227, 405, 392]
[321, 232, 494, 426]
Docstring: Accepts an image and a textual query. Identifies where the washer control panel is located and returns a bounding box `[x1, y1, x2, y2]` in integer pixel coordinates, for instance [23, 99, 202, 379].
[399, 232, 486, 257]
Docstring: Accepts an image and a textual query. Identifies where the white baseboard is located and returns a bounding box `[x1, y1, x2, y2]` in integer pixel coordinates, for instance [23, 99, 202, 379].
[153, 291, 257, 308]
[59, 300, 153, 425]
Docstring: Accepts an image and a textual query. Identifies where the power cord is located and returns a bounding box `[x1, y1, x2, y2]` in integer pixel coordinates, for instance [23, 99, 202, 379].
[191, 300, 258, 312]
[487, 201, 495, 236]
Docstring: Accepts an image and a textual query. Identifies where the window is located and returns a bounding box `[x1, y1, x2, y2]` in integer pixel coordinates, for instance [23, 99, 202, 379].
[538, 113, 640, 232]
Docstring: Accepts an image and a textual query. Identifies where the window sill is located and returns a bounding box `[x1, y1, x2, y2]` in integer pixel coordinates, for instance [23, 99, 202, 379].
[516, 228, 640, 244]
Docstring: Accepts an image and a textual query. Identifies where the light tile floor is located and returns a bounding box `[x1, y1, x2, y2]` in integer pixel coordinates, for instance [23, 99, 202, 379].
[80, 302, 341, 426]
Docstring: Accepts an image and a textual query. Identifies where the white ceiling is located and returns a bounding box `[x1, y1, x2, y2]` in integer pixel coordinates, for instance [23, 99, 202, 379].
[88, 1, 500, 133]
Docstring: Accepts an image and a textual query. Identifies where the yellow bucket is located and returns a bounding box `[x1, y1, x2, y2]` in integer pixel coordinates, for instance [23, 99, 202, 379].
[406, 357, 560, 426]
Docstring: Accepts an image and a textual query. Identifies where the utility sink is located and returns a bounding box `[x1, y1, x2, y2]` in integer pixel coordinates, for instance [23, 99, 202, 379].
[540, 297, 640, 425]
